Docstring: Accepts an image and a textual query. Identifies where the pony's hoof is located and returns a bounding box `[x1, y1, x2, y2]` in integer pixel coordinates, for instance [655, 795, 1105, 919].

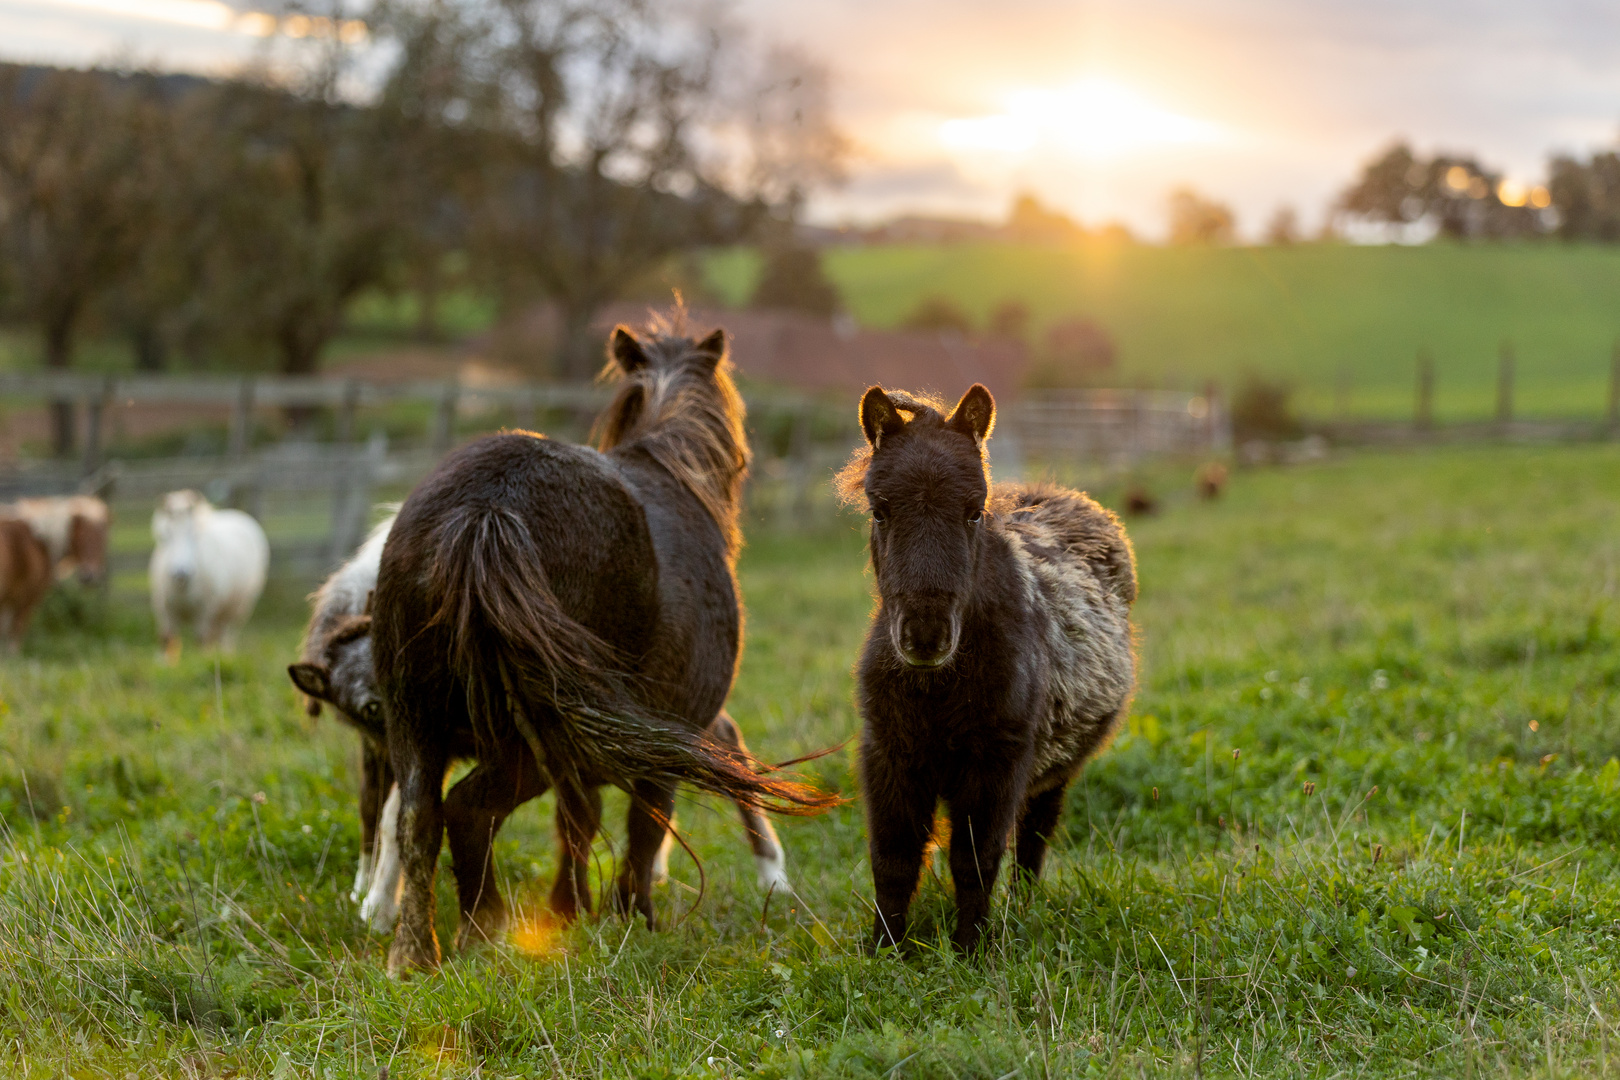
[454, 904, 509, 953]
[386, 934, 440, 977]
[610, 881, 657, 929]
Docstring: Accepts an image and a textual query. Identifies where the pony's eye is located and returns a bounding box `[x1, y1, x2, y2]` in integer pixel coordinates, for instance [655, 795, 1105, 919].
[967, 507, 984, 524]
[362, 701, 382, 720]
[871, 500, 890, 524]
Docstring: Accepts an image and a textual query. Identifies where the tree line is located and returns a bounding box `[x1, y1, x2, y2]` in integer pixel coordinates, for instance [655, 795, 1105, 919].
[0, 0, 844, 453]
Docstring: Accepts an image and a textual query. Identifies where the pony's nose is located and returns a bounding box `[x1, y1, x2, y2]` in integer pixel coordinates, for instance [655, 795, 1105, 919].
[897, 614, 955, 667]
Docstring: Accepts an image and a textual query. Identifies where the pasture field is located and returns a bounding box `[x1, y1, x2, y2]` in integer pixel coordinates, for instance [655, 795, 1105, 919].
[707, 243, 1620, 422]
[4, 442, 1620, 1077]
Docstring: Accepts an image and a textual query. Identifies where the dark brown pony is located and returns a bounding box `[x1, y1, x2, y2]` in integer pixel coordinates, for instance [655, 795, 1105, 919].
[372, 321, 833, 974]
[839, 384, 1138, 954]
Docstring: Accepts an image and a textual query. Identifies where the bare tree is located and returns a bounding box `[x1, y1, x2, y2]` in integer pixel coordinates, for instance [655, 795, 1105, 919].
[1264, 204, 1300, 246]
[1167, 187, 1235, 246]
[0, 67, 159, 453]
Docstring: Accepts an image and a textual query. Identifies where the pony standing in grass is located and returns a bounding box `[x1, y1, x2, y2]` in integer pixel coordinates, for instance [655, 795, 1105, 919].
[838, 383, 1138, 954]
[372, 321, 832, 975]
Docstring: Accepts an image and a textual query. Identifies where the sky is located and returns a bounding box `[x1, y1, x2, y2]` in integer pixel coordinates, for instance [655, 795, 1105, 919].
[5, 0, 1620, 239]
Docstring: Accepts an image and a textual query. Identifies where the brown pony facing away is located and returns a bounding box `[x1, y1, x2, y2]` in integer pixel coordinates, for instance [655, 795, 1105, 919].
[839, 383, 1138, 954]
[0, 515, 52, 652]
[371, 321, 834, 975]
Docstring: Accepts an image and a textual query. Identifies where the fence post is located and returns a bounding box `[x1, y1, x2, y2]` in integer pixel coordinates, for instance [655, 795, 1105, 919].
[1608, 340, 1619, 437]
[329, 431, 384, 567]
[1496, 341, 1515, 431]
[337, 379, 360, 444]
[1415, 351, 1434, 432]
[789, 405, 814, 528]
[81, 378, 112, 479]
[229, 377, 255, 461]
[432, 380, 459, 454]
[514, 387, 538, 433]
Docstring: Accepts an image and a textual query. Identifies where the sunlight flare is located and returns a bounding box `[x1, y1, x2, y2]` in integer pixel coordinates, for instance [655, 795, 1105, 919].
[939, 78, 1220, 161]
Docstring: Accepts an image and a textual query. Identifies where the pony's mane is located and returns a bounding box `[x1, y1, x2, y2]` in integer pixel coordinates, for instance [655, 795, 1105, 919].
[592, 313, 751, 557]
[834, 389, 955, 510]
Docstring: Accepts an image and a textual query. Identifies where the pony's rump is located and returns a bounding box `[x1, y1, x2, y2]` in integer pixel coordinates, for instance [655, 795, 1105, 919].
[428, 501, 834, 815]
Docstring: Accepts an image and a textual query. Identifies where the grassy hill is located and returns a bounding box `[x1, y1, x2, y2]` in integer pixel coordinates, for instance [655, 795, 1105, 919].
[707, 242, 1620, 421]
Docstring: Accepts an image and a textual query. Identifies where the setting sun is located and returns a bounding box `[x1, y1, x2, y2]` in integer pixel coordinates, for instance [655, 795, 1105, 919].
[939, 78, 1221, 161]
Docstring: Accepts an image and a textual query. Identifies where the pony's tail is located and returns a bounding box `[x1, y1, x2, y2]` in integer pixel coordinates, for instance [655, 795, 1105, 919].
[428, 505, 836, 815]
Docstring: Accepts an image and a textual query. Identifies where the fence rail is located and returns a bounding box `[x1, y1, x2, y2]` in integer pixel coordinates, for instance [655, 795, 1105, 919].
[0, 374, 1235, 580]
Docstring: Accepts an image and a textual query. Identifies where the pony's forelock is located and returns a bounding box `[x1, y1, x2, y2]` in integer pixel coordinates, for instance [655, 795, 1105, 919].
[835, 389, 977, 511]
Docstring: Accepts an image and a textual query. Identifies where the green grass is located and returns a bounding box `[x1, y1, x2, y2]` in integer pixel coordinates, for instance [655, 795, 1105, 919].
[5, 443, 1620, 1077]
[707, 243, 1620, 422]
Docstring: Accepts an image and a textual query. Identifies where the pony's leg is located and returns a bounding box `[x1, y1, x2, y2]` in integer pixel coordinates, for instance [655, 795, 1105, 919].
[708, 712, 790, 892]
[548, 781, 602, 923]
[613, 779, 675, 928]
[862, 745, 937, 952]
[945, 771, 1025, 955]
[444, 754, 549, 951]
[353, 739, 388, 903]
[650, 825, 674, 884]
[1013, 782, 1068, 884]
[0, 608, 16, 655]
[361, 784, 403, 931]
[385, 729, 450, 976]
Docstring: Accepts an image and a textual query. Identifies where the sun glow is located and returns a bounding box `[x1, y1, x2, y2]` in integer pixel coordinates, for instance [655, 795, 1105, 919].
[939, 78, 1220, 161]
[509, 915, 560, 957]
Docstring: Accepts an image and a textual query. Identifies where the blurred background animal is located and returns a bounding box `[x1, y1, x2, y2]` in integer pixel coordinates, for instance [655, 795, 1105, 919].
[0, 513, 52, 652]
[1195, 462, 1229, 500]
[1123, 486, 1159, 517]
[150, 490, 268, 661]
[11, 495, 110, 586]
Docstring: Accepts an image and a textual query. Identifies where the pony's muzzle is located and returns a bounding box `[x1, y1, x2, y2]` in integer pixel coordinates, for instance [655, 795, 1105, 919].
[892, 608, 959, 668]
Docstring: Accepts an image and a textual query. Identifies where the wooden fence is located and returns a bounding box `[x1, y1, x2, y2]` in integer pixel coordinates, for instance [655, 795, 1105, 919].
[0, 374, 1233, 579]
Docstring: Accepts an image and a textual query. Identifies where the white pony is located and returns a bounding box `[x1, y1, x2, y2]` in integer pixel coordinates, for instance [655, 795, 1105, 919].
[150, 490, 269, 660]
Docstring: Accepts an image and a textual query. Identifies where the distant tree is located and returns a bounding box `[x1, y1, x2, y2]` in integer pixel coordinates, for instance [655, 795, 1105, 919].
[750, 240, 839, 316]
[1546, 152, 1620, 242]
[455, 0, 847, 379]
[901, 295, 974, 336]
[1022, 317, 1115, 389]
[1046, 318, 1115, 372]
[1167, 188, 1235, 245]
[1230, 374, 1301, 441]
[1264, 205, 1300, 246]
[987, 299, 1030, 342]
[195, 76, 399, 377]
[0, 67, 159, 453]
[1339, 141, 1545, 240]
[1005, 192, 1084, 244]
[369, 1, 487, 340]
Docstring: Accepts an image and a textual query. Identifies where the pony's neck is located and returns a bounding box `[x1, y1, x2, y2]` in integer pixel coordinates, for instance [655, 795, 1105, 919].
[599, 371, 750, 558]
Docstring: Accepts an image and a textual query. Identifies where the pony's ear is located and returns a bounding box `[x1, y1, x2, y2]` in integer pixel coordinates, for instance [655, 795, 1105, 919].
[363, 589, 374, 616]
[860, 386, 907, 448]
[609, 326, 649, 372]
[693, 328, 727, 368]
[947, 384, 996, 445]
[288, 663, 331, 707]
